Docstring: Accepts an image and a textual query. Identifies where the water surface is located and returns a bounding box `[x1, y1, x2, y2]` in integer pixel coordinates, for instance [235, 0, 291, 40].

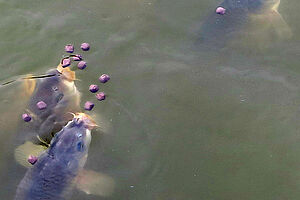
[0, 0, 300, 199]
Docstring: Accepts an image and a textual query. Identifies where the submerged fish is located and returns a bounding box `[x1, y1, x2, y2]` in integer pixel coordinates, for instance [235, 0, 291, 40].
[198, 0, 292, 47]
[16, 63, 81, 145]
[15, 113, 114, 200]
[0, 59, 82, 198]
[12, 61, 81, 169]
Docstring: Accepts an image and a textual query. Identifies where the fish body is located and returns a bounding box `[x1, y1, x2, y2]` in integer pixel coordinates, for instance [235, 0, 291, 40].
[198, 0, 291, 48]
[17, 67, 80, 145]
[15, 114, 94, 200]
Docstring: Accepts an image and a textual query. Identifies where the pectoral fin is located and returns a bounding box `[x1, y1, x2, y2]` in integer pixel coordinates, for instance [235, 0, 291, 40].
[270, 9, 293, 39]
[14, 141, 47, 168]
[21, 75, 36, 98]
[75, 169, 115, 197]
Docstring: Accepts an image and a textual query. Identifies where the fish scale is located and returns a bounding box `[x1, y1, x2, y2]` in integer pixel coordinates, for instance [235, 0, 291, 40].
[15, 153, 79, 200]
[221, 0, 249, 9]
[14, 116, 93, 200]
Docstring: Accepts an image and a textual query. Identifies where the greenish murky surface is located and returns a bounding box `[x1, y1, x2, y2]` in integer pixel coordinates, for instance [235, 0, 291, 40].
[0, 0, 300, 199]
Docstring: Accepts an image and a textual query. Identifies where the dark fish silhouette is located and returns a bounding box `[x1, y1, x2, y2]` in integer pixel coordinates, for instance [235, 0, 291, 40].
[16, 63, 81, 146]
[198, 0, 292, 48]
[15, 113, 114, 200]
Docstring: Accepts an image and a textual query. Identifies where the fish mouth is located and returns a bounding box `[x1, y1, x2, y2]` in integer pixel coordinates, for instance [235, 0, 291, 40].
[72, 113, 97, 130]
[56, 64, 76, 82]
[56, 55, 79, 82]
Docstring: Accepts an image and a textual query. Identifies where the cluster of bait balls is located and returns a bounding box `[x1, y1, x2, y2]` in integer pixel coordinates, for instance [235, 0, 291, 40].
[84, 73, 110, 111]
[22, 42, 110, 122]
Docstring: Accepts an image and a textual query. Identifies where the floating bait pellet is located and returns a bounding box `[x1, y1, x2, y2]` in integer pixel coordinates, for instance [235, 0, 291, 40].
[36, 101, 47, 110]
[96, 92, 106, 101]
[62, 58, 71, 68]
[28, 155, 38, 165]
[22, 113, 31, 122]
[89, 85, 99, 93]
[72, 54, 82, 61]
[216, 7, 226, 15]
[84, 101, 95, 111]
[65, 44, 74, 53]
[77, 61, 87, 70]
[99, 74, 110, 83]
[80, 43, 90, 51]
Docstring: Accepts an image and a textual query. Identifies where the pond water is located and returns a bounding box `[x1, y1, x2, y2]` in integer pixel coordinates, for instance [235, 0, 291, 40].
[0, 0, 300, 199]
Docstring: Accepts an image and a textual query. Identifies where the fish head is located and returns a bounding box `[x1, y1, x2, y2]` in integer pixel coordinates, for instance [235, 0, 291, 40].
[56, 63, 76, 82]
[48, 113, 96, 164]
[221, 0, 249, 9]
[221, 0, 279, 11]
[197, 0, 287, 49]
[216, 0, 277, 13]
[247, 0, 281, 13]
[27, 70, 64, 117]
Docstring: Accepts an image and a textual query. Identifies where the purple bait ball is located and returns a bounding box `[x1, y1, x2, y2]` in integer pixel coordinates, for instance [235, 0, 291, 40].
[99, 74, 110, 83]
[65, 44, 74, 53]
[22, 113, 31, 122]
[84, 101, 95, 111]
[81, 43, 90, 51]
[77, 61, 87, 70]
[36, 101, 47, 110]
[28, 155, 38, 165]
[62, 58, 71, 68]
[89, 84, 99, 93]
[216, 7, 226, 15]
[72, 54, 82, 61]
[96, 92, 106, 101]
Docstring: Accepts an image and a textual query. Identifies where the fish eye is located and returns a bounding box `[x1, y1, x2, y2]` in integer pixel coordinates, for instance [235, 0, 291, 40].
[76, 133, 82, 138]
[77, 142, 84, 151]
[52, 86, 59, 91]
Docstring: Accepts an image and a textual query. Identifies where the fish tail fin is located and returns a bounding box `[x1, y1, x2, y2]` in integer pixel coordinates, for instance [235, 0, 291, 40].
[21, 75, 36, 97]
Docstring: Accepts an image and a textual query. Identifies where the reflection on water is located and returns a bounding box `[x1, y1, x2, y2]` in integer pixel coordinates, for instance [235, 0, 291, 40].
[0, 0, 300, 199]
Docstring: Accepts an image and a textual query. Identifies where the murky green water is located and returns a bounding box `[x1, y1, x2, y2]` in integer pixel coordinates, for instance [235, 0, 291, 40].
[1, 0, 300, 199]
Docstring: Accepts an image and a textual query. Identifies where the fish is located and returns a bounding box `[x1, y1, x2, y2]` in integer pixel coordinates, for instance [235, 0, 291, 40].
[0, 57, 81, 169]
[0, 65, 78, 198]
[16, 62, 81, 146]
[11, 59, 81, 168]
[14, 113, 114, 200]
[197, 0, 292, 48]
